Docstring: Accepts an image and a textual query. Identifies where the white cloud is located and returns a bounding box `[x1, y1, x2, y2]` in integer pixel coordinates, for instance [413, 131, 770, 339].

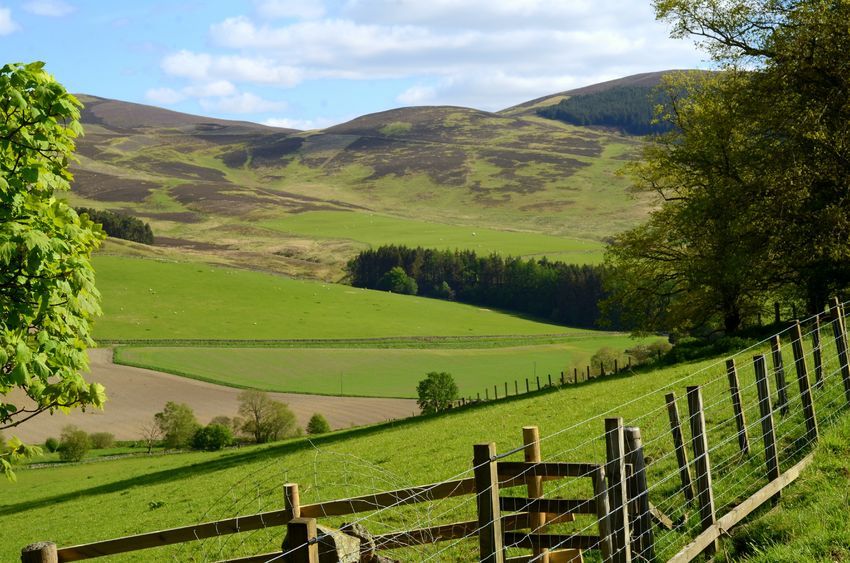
[263, 115, 339, 130]
[184, 80, 237, 98]
[0, 7, 19, 35]
[161, 49, 301, 87]
[200, 92, 286, 114]
[23, 0, 74, 17]
[256, 0, 325, 20]
[161, 50, 212, 80]
[145, 87, 186, 105]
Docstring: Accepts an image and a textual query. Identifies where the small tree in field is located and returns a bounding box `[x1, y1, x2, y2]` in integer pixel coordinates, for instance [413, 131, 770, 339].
[238, 390, 298, 443]
[57, 425, 90, 462]
[306, 413, 331, 435]
[139, 419, 161, 454]
[154, 402, 199, 449]
[416, 372, 458, 414]
[192, 423, 232, 451]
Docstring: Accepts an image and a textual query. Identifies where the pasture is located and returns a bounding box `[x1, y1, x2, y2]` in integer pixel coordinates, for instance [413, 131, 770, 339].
[114, 334, 655, 398]
[259, 211, 605, 263]
[93, 255, 584, 341]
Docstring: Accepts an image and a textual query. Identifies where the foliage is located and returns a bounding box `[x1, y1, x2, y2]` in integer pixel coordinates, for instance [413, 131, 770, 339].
[43, 436, 59, 453]
[0, 62, 105, 477]
[89, 432, 115, 449]
[416, 371, 458, 414]
[306, 413, 331, 435]
[138, 419, 161, 454]
[589, 347, 627, 373]
[238, 390, 298, 443]
[626, 340, 673, 364]
[538, 85, 676, 135]
[154, 402, 199, 449]
[378, 266, 418, 295]
[347, 245, 612, 329]
[191, 423, 232, 451]
[57, 425, 90, 462]
[76, 207, 154, 245]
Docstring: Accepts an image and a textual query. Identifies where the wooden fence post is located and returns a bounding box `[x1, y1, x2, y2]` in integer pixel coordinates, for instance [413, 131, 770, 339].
[21, 542, 58, 563]
[812, 313, 823, 389]
[830, 298, 850, 404]
[285, 518, 319, 563]
[536, 376, 541, 391]
[561, 371, 566, 386]
[526, 378, 530, 393]
[792, 321, 819, 445]
[486, 388, 490, 401]
[686, 386, 718, 556]
[726, 358, 750, 455]
[494, 385, 499, 400]
[284, 483, 300, 519]
[614, 359, 619, 375]
[624, 427, 654, 563]
[474, 442, 504, 563]
[574, 367, 578, 383]
[548, 373, 553, 387]
[605, 418, 631, 563]
[587, 365, 591, 380]
[523, 427, 550, 563]
[593, 466, 614, 563]
[770, 335, 789, 416]
[665, 393, 694, 504]
[753, 355, 781, 506]
[515, 380, 519, 395]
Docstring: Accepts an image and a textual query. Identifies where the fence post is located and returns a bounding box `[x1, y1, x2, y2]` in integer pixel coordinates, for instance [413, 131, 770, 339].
[536, 376, 541, 391]
[486, 388, 489, 401]
[548, 373, 553, 387]
[515, 380, 519, 395]
[574, 367, 578, 383]
[792, 321, 819, 445]
[812, 313, 824, 389]
[505, 382, 509, 397]
[21, 542, 58, 563]
[726, 358, 750, 455]
[526, 378, 530, 393]
[774, 301, 781, 324]
[561, 371, 566, 386]
[587, 365, 591, 380]
[494, 385, 498, 400]
[624, 427, 654, 562]
[830, 298, 850, 404]
[284, 483, 300, 519]
[770, 336, 789, 416]
[605, 418, 631, 563]
[473, 442, 504, 563]
[285, 518, 319, 563]
[686, 386, 718, 556]
[523, 426, 551, 563]
[664, 392, 694, 504]
[593, 466, 614, 563]
[614, 359, 619, 375]
[754, 355, 781, 506]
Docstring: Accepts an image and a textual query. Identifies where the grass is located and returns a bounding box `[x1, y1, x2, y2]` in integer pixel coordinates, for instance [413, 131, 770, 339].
[5, 324, 848, 561]
[93, 255, 586, 341]
[258, 211, 605, 263]
[113, 335, 656, 398]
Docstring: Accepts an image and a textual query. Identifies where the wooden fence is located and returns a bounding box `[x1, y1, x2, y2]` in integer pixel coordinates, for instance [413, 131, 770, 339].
[22, 302, 850, 562]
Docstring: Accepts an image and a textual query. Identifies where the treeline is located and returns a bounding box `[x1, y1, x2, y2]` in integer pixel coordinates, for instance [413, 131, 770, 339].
[537, 85, 674, 136]
[346, 245, 617, 329]
[76, 207, 154, 244]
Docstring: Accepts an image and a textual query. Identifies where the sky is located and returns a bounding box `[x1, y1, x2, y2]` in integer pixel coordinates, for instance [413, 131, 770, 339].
[0, 0, 706, 129]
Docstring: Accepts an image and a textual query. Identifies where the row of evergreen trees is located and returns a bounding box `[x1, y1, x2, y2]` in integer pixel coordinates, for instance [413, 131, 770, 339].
[76, 207, 154, 245]
[346, 245, 616, 329]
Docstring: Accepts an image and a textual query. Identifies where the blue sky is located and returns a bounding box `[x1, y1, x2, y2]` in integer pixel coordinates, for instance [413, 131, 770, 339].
[0, 0, 705, 129]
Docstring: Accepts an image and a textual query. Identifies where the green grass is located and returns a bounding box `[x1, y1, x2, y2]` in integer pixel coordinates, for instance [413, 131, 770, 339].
[258, 211, 605, 263]
[114, 335, 655, 398]
[93, 255, 585, 341]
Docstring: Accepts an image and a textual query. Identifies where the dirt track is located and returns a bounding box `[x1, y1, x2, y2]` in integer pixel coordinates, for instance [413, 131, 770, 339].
[9, 349, 419, 443]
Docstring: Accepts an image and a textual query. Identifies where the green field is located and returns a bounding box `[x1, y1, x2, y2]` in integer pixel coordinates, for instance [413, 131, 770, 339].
[259, 211, 605, 263]
[5, 331, 848, 561]
[93, 255, 586, 341]
[114, 335, 653, 398]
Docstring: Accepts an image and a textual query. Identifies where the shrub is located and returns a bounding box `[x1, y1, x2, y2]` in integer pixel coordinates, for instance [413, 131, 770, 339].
[416, 372, 458, 414]
[89, 432, 115, 449]
[306, 413, 331, 435]
[238, 390, 299, 443]
[44, 437, 59, 453]
[58, 425, 90, 462]
[155, 402, 200, 449]
[192, 423, 233, 451]
[378, 266, 418, 295]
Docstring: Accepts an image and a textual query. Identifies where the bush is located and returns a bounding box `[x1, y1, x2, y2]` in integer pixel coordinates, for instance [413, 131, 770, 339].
[155, 402, 200, 449]
[378, 266, 418, 295]
[192, 423, 233, 451]
[306, 413, 331, 435]
[44, 437, 59, 453]
[58, 425, 90, 462]
[238, 390, 299, 443]
[89, 432, 115, 449]
[416, 372, 459, 414]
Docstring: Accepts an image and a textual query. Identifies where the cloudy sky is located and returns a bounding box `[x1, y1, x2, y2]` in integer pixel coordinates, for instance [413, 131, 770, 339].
[1, 0, 706, 129]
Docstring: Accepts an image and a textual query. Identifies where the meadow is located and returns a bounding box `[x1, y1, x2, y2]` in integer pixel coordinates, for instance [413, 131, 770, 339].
[5, 326, 847, 561]
[114, 334, 653, 398]
[259, 210, 605, 263]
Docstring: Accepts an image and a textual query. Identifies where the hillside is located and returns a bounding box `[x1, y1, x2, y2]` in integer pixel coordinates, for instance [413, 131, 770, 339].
[67, 78, 661, 280]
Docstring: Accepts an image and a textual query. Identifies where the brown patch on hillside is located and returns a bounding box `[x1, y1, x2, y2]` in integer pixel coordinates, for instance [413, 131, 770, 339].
[519, 200, 577, 212]
[130, 156, 229, 182]
[71, 169, 158, 202]
[132, 210, 204, 223]
[154, 237, 232, 251]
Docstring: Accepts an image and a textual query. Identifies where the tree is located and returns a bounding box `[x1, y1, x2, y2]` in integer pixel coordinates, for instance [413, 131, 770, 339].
[651, 0, 850, 313]
[0, 62, 105, 477]
[306, 413, 331, 435]
[57, 425, 90, 462]
[192, 423, 232, 451]
[416, 372, 458, 414]
[138, 419, 162, 454]
[89, 432, 114, 449]
[154, 402, 199, 449]
[378, 266, 418, 295]
[238, 390, 298, 443]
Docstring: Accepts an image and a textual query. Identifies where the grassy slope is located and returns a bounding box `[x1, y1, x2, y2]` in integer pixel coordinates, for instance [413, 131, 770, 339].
[93, 255, 582, 340]
[113, 336, 651, 398]
[5, 332, 848, 561]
